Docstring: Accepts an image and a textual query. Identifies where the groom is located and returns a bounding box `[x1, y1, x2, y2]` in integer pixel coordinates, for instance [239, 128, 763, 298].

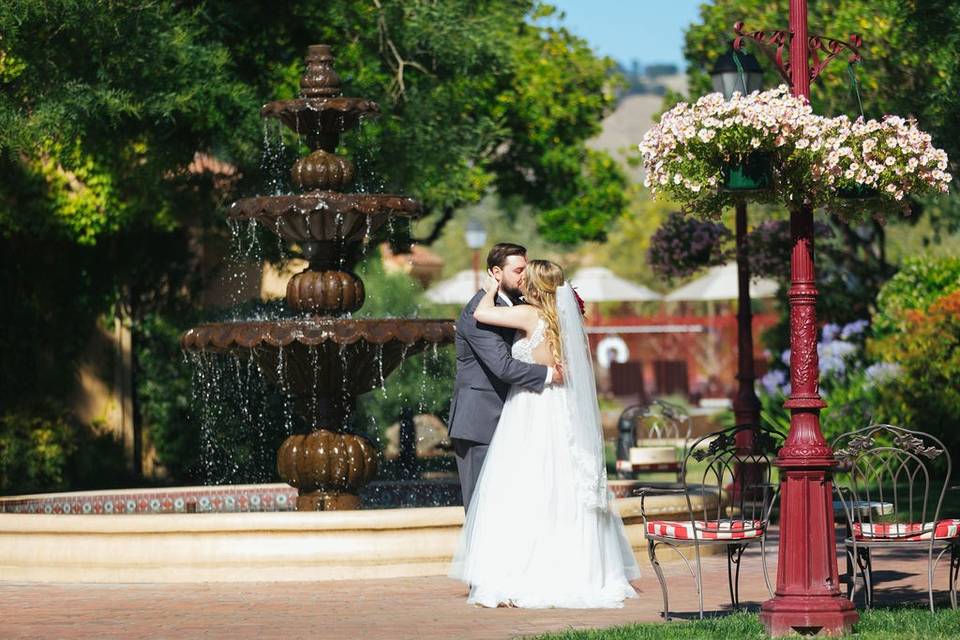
[448, 242, 562, 510]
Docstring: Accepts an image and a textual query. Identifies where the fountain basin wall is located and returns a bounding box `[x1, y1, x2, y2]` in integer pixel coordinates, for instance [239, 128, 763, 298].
[0, 490, 719, 583]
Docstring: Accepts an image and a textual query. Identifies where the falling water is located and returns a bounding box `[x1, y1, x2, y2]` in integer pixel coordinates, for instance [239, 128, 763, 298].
[418, 349, 429, 414]
[377, 344, 387, 399]
[261, 119, 288, 196]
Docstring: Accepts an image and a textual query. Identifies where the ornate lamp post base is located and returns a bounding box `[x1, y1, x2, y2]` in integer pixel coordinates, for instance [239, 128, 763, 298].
[760, 459, 857, 635]
[761, 599, 859, 637]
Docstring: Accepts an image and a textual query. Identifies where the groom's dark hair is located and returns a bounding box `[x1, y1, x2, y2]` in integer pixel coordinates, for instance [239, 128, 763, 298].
[486, 243, 527, 271]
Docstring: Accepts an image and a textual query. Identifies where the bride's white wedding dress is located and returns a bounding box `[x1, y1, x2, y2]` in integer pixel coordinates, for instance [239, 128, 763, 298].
[449, 316, 640, 608]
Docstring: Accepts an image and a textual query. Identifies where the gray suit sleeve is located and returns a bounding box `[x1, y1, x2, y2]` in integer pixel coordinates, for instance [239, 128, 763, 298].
[461, 319, 548, 393]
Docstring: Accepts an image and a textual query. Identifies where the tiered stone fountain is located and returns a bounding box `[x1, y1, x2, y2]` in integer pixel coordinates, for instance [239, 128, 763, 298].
[180, 45, 454, 511]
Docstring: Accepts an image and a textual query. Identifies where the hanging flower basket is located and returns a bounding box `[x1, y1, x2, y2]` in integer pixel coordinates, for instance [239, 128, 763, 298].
[640, 86, 951, 221]
[639, 87, 815, 219]
[820, 115, 951, 218]
[722, 153, 773, 192]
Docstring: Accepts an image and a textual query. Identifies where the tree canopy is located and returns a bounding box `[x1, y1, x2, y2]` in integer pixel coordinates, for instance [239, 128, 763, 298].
[0, 1, 627, 483]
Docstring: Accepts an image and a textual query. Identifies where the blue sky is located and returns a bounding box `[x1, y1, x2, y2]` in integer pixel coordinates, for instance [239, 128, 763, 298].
[546, 0, 704, 68]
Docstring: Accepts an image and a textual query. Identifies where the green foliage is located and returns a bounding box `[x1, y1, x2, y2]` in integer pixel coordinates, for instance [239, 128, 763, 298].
[759, 320, 902, 443]
[0, 407, 131, 495]
[683, 0, 960, 228]
[198, 0, 627, 242]
[871, 255, 960, 340]
[135, 310, 200, 480]
[872, 289, 960, 459]
[0, 410, 75, 493]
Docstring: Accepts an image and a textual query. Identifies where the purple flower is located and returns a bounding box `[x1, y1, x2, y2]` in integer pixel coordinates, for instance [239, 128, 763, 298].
[760, 369, 789, 396]
[840, 319, 869, 339]
[821, 323, 841, 342]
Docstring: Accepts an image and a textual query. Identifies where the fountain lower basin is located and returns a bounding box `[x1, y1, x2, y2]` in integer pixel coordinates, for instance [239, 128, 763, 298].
[0, 484, 720, 583]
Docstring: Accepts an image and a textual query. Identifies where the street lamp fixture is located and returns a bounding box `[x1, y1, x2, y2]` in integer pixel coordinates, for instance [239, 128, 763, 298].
[465, 218, 487, 292]
[710, 45, 764, 99]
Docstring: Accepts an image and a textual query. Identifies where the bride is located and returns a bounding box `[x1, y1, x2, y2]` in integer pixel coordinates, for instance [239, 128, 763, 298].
[449, 259, 640, 608]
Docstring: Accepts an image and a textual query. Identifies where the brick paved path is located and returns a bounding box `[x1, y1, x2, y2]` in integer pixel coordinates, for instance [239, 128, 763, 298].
[0, 533, 946, 640]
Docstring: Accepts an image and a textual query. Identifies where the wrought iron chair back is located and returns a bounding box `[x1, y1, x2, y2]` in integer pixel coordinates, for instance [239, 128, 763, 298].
[685, 423, 782, 532]
[635, 400, 691, 445]
[833, 424, 950, 541]
[616, 400, 692, 481]
[832, 424, 957, 611]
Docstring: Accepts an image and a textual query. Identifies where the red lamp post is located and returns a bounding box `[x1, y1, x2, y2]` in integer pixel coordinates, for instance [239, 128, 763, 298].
[734, 2, 863, 635]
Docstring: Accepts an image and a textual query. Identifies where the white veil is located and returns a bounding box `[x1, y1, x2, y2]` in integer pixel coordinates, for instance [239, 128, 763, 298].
[556, 283, 609, 512]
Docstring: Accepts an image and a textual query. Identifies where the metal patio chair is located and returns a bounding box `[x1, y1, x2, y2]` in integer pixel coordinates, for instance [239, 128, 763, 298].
[615, 399, 692, 483]
[833, 424, 959, 611]
[638, 423, 782, 619]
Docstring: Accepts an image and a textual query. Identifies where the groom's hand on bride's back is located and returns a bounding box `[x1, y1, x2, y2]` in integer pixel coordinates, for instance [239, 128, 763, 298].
[552, 363, 564, 385]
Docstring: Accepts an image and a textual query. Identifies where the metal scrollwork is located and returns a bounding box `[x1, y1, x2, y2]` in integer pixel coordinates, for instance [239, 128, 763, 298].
[753, 430, 779, 456]
[733, 22, 862, 87]
[893, 433, 943, 460]
[834, 433, 875, 461]
[692, 431, 736, 461]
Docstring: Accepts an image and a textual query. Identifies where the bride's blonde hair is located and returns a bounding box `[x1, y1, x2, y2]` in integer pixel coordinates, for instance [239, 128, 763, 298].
[521, 260, 565, 365]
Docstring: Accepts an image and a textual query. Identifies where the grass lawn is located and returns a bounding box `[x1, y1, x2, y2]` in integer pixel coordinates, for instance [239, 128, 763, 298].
[529, 608, 960, 639]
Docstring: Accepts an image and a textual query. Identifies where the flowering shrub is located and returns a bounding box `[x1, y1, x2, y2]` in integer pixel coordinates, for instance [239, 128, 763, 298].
[640, 86, 951, 220]
[647, 211, 732, 279]
[871, 287, 960, 454]
[871, 255, 960, 339]
[758, 319, 900, 442]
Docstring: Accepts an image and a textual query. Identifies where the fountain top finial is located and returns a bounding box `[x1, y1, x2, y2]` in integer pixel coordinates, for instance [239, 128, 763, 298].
[300, 44, 341, 98]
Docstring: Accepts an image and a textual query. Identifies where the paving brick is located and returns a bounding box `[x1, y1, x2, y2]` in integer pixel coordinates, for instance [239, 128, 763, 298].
[0, 531, 951, 639]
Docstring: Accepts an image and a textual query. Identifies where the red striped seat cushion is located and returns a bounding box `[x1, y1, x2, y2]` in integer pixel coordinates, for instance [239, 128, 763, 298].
[645, 519, 765, 540]
[852, 519, 960, 541]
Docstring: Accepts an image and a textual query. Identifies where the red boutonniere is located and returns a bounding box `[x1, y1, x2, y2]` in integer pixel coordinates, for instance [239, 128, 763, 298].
[572, 287, 586, 317]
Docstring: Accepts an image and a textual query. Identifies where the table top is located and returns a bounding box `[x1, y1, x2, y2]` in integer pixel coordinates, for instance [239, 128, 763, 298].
[833, 499, 895, 518]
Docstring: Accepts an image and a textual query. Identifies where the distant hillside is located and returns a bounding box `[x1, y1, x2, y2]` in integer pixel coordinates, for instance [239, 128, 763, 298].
[588, 73, 686, 183]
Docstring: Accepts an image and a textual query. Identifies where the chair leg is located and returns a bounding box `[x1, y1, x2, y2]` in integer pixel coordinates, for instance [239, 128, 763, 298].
[949, 543, 959, 610]
[693, 542, 704, 619]
[726, 543, 746, 609]
[853, 546, 872, 608]
[648, 538, 670, 621]
[760, 537, 774, 598]
[862, 548, 874, 609]
[844, 546, 857, 602]
[928, 544, 936, 613]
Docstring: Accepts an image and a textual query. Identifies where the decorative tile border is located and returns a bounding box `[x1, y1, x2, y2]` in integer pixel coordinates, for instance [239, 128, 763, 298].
[0, 479, 465, 514]
[0, 486, 298, 515]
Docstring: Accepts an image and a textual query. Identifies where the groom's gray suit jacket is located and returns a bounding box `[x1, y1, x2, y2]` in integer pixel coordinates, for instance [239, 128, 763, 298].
[448, 290, 549, 445]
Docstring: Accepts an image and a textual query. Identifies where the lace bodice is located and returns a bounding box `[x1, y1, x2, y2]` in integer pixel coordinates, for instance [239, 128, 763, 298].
[511, 318, 546, 364]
